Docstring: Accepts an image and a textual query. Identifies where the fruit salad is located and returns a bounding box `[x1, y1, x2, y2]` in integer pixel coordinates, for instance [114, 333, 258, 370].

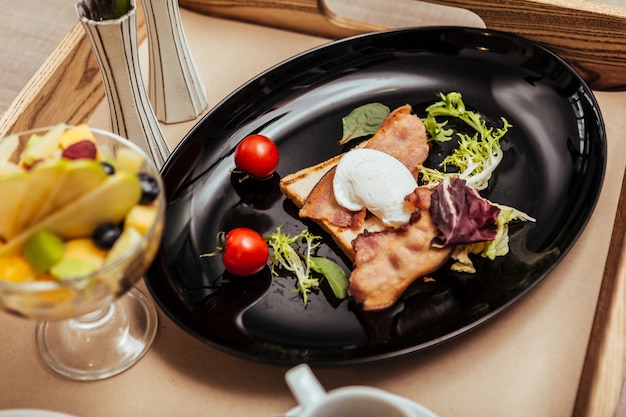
[0, 124, 164, 319]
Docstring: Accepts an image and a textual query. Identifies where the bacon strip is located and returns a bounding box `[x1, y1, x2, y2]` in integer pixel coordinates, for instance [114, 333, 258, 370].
[297, 167, 366, 229]
[299, 105, 429, 229]
[348, 188, 453, 311]
[362, 104, 429, 178]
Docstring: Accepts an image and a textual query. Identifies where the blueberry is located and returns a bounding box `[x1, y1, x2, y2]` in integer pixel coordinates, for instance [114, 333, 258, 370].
[137, 173, 160, 204]
[93, 223, 123, 249]
[100, 161, 115, 175]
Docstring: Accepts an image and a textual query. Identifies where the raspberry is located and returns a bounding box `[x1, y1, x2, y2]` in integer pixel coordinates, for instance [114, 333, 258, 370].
[61, 140, 97, 160]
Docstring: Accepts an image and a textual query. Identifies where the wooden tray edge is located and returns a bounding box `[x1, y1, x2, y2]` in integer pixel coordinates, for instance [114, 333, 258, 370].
[573, 170, 626, 417]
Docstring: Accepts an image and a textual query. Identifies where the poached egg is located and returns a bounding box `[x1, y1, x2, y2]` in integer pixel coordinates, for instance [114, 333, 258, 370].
[332, 148, 417, 227]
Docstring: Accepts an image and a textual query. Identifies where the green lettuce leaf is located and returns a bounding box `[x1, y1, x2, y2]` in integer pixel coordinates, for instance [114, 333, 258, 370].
[310, 256, 348, 299]
[339, 103, 390, 145]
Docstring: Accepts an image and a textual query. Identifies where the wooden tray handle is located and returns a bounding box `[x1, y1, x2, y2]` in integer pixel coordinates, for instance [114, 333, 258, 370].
[180, 0, 626, 91]
[1, 0, 625, 138]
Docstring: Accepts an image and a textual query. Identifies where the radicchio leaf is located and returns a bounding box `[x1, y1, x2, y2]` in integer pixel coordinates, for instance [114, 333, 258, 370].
[430, 177, 500, 247]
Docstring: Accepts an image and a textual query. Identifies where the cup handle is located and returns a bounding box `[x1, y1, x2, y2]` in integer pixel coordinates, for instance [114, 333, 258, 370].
[285, 363, 327, 409]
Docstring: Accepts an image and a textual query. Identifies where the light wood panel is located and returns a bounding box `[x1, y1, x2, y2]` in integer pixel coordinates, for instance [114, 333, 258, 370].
[179, 0, 626, 91]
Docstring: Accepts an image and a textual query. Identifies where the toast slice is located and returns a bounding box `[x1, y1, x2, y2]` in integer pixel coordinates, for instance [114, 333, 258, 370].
[280, 141, 389, 261]
[280, 104, 429, 261]
[279, 145, 386, 261]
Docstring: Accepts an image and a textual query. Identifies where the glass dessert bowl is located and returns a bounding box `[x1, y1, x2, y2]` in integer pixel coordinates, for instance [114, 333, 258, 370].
[0, 125, 165, 380]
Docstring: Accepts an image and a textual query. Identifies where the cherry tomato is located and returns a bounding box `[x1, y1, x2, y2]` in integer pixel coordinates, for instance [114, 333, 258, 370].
[221, 227, 269, 276]
[234, 134, 279, 179]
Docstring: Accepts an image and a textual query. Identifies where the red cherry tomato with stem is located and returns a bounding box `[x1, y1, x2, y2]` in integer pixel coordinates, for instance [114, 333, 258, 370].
[234, 134, 279, 179]
[220, 228, 269, 276]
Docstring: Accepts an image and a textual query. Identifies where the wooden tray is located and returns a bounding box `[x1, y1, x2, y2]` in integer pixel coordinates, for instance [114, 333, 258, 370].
[0, 1, 624, 415]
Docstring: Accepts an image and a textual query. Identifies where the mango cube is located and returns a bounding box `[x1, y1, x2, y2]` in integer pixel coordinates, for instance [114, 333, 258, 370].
[0, 254, 36, 282]
[125, 203, 159, 235]
[59, 124, 97, 148]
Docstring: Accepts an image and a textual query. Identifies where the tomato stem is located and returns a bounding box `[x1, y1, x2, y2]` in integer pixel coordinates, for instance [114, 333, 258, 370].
[199, 231, 226, 258]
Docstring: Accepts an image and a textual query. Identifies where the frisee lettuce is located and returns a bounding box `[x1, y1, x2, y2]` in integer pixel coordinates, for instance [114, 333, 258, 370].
[422, 112, 454, 143]
[419, 92, 512, 190]
[264, 226, 348, 306]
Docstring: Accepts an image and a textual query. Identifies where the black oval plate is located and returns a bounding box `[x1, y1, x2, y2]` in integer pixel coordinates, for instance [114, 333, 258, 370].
[145, 27, 606, 366]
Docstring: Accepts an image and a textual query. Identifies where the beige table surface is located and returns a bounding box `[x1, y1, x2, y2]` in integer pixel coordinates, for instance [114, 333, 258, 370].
[1, 2, 626, 417]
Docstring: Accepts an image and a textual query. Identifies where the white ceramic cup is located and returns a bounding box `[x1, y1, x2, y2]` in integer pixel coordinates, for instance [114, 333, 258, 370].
[284, 364, 438, 417]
